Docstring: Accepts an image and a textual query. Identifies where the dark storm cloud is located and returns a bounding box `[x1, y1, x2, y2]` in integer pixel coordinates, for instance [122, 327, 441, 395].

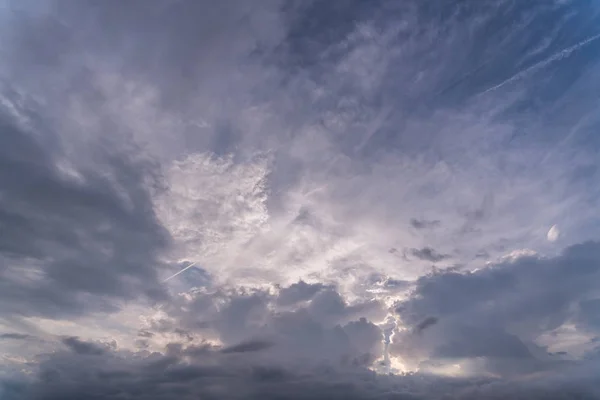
[4, 340, 600, 400]
[0, 344, 389, 400]
[0, 100, 169, 319]
[393, 241, 600, 375]
[409, 247, 450, 262]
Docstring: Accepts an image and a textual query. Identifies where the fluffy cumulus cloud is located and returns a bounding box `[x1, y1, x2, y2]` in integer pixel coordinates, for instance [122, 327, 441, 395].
[1, 0, 600, 399]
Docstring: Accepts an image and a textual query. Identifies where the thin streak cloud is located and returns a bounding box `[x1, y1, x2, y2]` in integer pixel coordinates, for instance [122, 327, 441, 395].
[479, 31, 600, 96]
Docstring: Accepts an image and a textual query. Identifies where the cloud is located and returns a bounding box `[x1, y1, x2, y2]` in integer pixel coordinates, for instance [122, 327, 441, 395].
[2, 279, 600, 399]
[0, 283, 392, 399]
[1, 0, 600, 398]
[432, 325, 533, 359]
[0, 333, 34, 340]
[220, 339, 274, 354]
[276, 280, 330, 306]
[393, 241, 600, 375]
[4, 337, 600, 400]
[408, 247, 451, 263]
[0, 0, 587, 297]
[410, 218, 441, 230]
[156, 282, 387, 365]
[61, 336, 106, 356]
[415, 317, 438, 334]
[0, 104, 170, 320]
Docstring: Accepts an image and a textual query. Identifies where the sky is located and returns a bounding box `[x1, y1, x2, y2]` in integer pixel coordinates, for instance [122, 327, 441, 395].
[1, 0, 600, 399]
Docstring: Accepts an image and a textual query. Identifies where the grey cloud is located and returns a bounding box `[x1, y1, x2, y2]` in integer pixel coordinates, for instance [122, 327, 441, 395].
[576, 298, 600, 330]
[415, 317, 438, 334]
[212, 292, 270, 345]
[3, 281, 600, 399]
[157, 283, 386, 367]
[409, 247, 450, 262]
[5, 0, 287, 90]
[307, 289, 347, 318]
[410, 218, 441, 230]
[0, 104, 170, 319]
[394, 241, 600, 376]
[61, 336, 105, 356]
[433, 325, 532, 360]
[5, 341, 600, 400]
[0, 333, 34, 340]
[5, 284, 390, 398]
[383, 278, 411, 291]
[276, 280, 329, 306]
[1, 346, 384, 400]
[221, 339, 274, 354]
[137, 330, 155, 338]
[343, 317, 384, 360]
[307, 289, 386, 326]
[1, 0, 292, 165]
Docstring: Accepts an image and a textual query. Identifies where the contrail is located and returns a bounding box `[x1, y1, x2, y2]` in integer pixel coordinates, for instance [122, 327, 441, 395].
[162, 261, 197, 283]
[479, 32, 600, 96]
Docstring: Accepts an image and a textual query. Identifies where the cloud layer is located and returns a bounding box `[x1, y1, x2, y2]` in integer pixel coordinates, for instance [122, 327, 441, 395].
[1, 0, 600, 398]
